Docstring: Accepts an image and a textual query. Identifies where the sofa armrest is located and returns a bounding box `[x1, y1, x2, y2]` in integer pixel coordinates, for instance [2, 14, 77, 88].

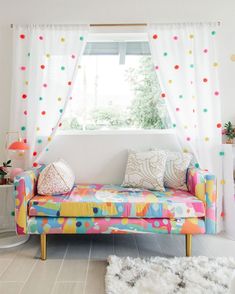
[187, 167, 217, 234]
[14, 166, 43, 235]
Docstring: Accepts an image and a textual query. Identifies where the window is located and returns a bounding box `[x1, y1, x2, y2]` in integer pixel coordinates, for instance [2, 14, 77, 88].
[61, 34, 171, 132]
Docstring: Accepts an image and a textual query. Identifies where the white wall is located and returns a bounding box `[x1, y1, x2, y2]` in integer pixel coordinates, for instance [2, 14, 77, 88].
[0, 0, 234, 178]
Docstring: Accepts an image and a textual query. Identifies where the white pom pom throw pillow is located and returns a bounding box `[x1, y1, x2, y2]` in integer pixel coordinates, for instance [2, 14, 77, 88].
[38, 160, 75, 195]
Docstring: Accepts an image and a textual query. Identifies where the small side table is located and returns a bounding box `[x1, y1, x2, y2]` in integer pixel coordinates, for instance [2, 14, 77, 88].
[0, 184, 29, 248]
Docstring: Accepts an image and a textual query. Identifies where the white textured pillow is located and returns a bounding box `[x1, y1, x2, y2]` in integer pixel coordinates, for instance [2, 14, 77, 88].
[38, 160, 75, 195]
[164, 151, 193, 190]
[122, 150, 167, 191]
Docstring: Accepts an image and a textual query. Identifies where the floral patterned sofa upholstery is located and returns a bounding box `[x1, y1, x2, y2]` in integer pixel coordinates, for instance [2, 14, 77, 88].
[14, 166, 217, 260]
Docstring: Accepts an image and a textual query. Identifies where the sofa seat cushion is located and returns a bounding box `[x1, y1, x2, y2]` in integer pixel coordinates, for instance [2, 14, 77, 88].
[29, 184, 205, 218]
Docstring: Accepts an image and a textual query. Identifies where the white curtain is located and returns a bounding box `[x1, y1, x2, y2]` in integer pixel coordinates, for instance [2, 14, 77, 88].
[148, 23, 224, 231]
[10, 25, 89, 167]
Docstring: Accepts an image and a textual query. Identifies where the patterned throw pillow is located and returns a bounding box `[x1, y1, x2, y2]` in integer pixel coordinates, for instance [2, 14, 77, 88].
[163, 151, 193, 190]
[38, 159, 75, 195]
[122, 150, 167, 191]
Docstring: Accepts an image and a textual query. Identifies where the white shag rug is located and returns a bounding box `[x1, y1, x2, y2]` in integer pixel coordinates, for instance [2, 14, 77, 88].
[106, 256, 235, 294]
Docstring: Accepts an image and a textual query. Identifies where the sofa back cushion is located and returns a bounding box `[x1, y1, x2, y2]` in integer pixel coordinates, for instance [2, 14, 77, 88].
[38, 159, 75, 195]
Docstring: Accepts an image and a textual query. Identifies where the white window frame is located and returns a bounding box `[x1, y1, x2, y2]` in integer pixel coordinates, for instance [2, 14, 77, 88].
[58, 27, 172, 136]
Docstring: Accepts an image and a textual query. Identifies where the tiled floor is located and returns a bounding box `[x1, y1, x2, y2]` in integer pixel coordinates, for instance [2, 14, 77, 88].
[0, 233, 234, 294]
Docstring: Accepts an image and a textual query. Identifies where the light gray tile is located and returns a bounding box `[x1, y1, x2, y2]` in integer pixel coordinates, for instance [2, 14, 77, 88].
[135, 234, 163, 257]
[0, 259, 13, 277]
[90, 235, 114, 260]
[52, 282, 84, 294]
[114, 235, 139, 257]
[0, 282, 24, 294]
[0, 241, 39, 282]
[85, 261, 106, 294]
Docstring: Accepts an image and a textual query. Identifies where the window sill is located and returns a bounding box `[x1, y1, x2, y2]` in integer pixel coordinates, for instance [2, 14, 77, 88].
[57, 129, 175, 136]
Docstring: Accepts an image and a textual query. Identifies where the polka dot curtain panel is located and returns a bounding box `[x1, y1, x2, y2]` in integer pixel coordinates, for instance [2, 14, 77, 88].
[148, 23, 224, 231]
[10, 25, 89, 167]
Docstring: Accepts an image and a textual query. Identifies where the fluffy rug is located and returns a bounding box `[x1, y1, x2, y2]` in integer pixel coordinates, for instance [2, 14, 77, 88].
[105, 256, 235, 294]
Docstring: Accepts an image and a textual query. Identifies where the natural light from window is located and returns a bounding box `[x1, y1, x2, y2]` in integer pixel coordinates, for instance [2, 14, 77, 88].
[61, 39, 171, 132]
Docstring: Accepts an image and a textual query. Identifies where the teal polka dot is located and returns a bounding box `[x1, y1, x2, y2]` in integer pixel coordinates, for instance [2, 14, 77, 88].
[195, 163, 200, 168]
[59, 109, 63, 113]
[21, 126, 26, 131]
[39, 97, 43, 101]
[27, 53, 30, 57]
[211, 31, 216, 36]
[80, 36, 84, 41]
[173, 123, 176, 128]
[219, 151, 225, 156]
[61, 66, 65, 71]
[37, 139, 42, 144]
[163, 52, 168, 57]
[179, 95, 183, 99]
[203, 108, 208, 113]
[11, 211, 15, 216]
[190, 64, 194, 68]
[46, 148, 49, 152]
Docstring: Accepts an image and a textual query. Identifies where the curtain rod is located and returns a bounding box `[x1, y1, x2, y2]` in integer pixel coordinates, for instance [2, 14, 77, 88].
[10, 22, 221, 28]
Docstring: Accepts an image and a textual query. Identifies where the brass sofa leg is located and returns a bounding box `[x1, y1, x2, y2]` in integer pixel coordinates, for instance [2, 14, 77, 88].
[185, 234, 192, 257]
[40, 234, 47, 260]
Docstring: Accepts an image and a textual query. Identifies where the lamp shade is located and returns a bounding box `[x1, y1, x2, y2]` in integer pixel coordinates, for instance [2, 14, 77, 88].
[8, 140, 29, 151]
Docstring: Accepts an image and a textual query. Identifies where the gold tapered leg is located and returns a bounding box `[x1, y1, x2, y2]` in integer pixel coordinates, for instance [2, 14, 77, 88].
[40, 234, 47, 260]
[185, 234, 192, 257]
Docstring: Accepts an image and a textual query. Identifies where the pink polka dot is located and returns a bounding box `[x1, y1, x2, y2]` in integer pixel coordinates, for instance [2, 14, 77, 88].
[203, 78, 208, 83]
[68, 81, 72, 86]
[33, 151, 37, 156]
[155, 66, 159, 70]
[161, 93, 166, 98]
[217, 123, 222, 128]
[70, 96, 73, 100]
[20, 66, 26, 71]
[41, 111, 46, 115]
[173, 36, 178, 40]
[23, 110, 27, 115]
[71, 54, 76, 59]
[153, 34, 158, 40]
[20, 34, 25, 39]
[176, 107, 180, 111]
[174, 65, 180, 70]
[39, 36, 43, 40]
[40, 65, 45, 70]
[22, 94, 27, 99]
[214, 91, 219, 96]
[33, 162, 38, 167]
[43, 83, 47, 88]
[186, 137, 191, 141]
[59, 123, 62, 127]
[203, 49, 208, 53]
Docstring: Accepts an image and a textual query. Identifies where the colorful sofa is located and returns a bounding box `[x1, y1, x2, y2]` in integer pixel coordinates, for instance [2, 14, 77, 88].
[14, 166, 217, 260]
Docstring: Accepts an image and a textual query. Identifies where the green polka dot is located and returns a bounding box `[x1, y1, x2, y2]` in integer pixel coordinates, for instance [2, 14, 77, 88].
[21, 126, 26, 131]
[39, 97, 43, 101]
[219, 151, 225, 156]
[61, 66, 65, 71]
[37, 139, 42, 144]
[195, 163, 200, 168]
[211, 31, 216, 36]
[203, 108, 208, 113]
[179, 95, 183, 99]
[163, 52, 168, 56]
[173, 123, 177, 128]
[80, 36, 84, 41]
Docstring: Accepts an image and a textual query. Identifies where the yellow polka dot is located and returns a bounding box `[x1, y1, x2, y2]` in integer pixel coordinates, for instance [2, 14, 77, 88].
[204, 137, 209, 142]
[48, 136, 52, 142]
[220, 179, 226, 185]
[184, 125, 188, 129]
[121, 219, 128, 225]
[46, 53, 50, 58]
[183, 148, 188, 153]
[189, 34, 194, 39]
[36, 127, 40, 131]
[213, 62, 219, 67]
[57, 97, 62, 102]
[168, 80, 173, 84]
[25, 81, 28, 85]
[61, 37, 65, 43]
[78, 65, 82, 69]
[18, 152, 24, 157]
[188, 50, 192, 55]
